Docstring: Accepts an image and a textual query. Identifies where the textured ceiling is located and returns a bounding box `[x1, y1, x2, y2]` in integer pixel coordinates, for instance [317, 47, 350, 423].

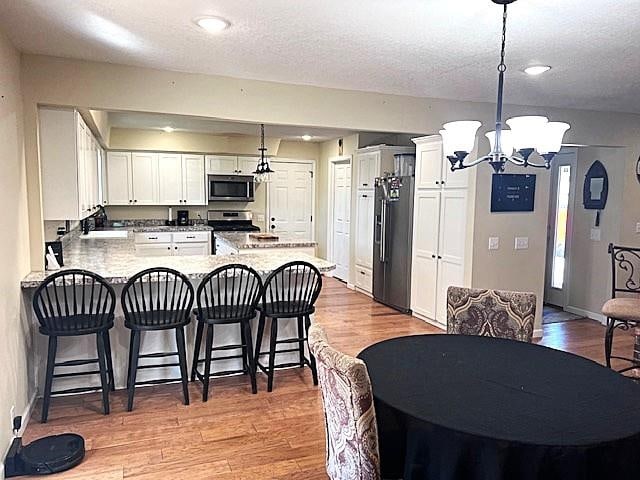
[2, 0, 640, 113]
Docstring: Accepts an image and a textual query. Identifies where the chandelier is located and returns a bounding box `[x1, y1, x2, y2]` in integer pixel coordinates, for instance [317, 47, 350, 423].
[441, 0, 570, 173]
[253, 123, 274, 182]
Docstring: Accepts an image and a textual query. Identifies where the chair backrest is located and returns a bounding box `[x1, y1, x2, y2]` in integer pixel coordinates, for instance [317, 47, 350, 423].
[196, 264, 263, 321]
[308, 324, 381, 480]
[32, 269, 116, 335]
[121, 268, 194, 329]
[261, 261, 322, 315]
[609, 243, 640, 298]
[447, 286, 536, 343]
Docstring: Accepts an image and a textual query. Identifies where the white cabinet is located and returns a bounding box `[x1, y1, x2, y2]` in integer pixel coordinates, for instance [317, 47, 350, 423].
[131, 153, 159, 204]
[182, 155, 206, 204]
[134, 231, 211, 257]
[356, 151, 380, 189]
[237, 157, 257, 176]
[411, 136, 471, 327]
[207, 155, 238, 175]
[414, 135, 468, 189]
[157, 153, 183, 204]
[39, 107, 102, 220]
[105, 152, 132, 205]
[354, 267, 373, 295]
[355, 191, 375, 269]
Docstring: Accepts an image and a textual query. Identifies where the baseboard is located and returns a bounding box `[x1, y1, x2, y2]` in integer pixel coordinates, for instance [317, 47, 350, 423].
[346, 283, 355, 291]
[565, 306, 607, 325]
[354, 287, 373, 298]
[2, 392, 37, 475]
[411, 311, 446, 331]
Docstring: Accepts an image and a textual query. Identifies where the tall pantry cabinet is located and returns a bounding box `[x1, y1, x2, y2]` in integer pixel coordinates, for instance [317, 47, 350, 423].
[411, 136, 472, 327]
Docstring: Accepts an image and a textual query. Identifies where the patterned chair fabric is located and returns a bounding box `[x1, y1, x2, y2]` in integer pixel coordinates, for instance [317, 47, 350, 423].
[308, 324, 381, 480]
[447, 286, 536, 343]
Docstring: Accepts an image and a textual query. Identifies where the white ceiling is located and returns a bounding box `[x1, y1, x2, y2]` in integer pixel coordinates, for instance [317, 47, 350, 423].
[2, 0, 640, 113]
[107, 111, 356, 142]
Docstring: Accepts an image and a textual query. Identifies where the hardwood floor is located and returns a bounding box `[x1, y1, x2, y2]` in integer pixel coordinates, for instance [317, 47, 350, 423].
[22, 278, 635, 479]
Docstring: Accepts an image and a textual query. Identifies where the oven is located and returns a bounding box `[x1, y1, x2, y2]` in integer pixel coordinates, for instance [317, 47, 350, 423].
[208, 175, 255, 202]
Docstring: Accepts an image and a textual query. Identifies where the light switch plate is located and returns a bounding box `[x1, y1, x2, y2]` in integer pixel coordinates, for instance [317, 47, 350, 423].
[514, 237, 529, 250]
[488, 237, 500, 250]
[591, 228, 601, 241]
[636, 222, 640, 234]
[256, 214, 265, 222]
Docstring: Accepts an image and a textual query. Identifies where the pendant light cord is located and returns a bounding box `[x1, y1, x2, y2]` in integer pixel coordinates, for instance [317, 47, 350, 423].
[498, 4, 508, 74]
[493, 4, 508, 159]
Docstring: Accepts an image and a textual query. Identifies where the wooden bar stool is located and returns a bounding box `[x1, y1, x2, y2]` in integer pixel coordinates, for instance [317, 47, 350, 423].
[254, 261, 322, 392]
[191, 264, 263, 401]
[32, 269, 116, 423]
[121, 267, 194, 411]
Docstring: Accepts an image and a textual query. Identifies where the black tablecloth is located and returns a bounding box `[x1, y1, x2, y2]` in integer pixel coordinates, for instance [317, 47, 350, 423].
[358, 334, 640, 480]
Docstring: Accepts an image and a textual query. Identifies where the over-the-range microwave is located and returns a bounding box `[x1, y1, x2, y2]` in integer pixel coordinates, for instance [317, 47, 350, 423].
[208, 175, 255, 202]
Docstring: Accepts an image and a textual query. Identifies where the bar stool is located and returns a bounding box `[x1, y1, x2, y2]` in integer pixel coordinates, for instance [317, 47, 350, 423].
[191, 264, 263, 401]
[32, 269, 116, 423]
[255, 261, 322, 392]
[121, 267, 194, 411]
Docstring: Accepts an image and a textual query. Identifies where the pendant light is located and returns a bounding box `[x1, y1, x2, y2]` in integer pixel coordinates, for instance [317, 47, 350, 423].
[253, 123, 274, 183]
[441, 0, 570, 173]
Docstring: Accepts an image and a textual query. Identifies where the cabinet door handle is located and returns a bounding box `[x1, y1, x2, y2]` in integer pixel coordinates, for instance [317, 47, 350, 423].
[435, 181, 440, 185]
[148, 236, 158, 240]
[186, 236, 196, 239]
[431, 254, 436, 259]
[362, 194, 368, 198]
[438, 256, 442, 259]
[362, 183, 368, 187]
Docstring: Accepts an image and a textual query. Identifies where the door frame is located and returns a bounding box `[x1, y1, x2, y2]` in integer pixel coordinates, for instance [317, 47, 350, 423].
[266, 157, 317, 241]
[544, 148, 578, 309]
[326, 155, 353, 280]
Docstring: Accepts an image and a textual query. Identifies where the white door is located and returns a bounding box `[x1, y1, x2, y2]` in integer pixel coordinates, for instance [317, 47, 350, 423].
[356, 152, 379, 189]
[435, 190, 468, 324]
[182, 155, 206, 205]
[131, 152, 158, 204]
[105, 152, 132, 205]
[355, 191, 375, 269]
[331, 161, 351, 281]
[207, 155, 238, 175]
[268, 161, 313, 239]
[415, 142, 443, 189]
[158, 153, 183, 205]
[410, 190, 441, 320]
[544, 149, 577, 308]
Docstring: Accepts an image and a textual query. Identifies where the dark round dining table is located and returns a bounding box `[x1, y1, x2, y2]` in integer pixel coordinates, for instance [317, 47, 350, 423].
[358, 334, 640, 480]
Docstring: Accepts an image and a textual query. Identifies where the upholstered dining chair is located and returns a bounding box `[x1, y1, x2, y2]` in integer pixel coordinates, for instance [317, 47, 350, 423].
[308, 324, 381, 480]
[447, 286, 536, 343]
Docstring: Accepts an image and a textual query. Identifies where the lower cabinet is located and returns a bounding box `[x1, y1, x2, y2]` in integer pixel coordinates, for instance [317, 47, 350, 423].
[134, 231, 211, 257]
[354, 267, 373, 296]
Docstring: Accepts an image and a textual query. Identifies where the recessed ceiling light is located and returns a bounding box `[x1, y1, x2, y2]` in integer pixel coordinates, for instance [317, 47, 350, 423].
[524, 65, 552, 76]
[302, 135, 312, 142]
[195, 16, 230, 34]
[162, 126, 175, 133]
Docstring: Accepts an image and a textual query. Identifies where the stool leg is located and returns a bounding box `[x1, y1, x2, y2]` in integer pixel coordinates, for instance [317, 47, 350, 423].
[305, 315, 318, 386]
[267, 318, 278, 392]
[202, 324, 214, 402]
[240, 322, 249, 374]
[127, 331, 141, 412]
[605, 318, 616, 368]
[254, 312, 266, 366]
[103, 330, 115, 391]
[297, 316, 305, 368]
[191, 321, 204, 382]
[96, 332, 110, 415]
[175, 326, 190, 406]
[41, 336, 58, 423]
[242, 320, 257, 394]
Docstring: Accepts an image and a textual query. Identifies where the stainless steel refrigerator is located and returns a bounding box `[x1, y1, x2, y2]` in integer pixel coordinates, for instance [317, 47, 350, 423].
[373, 175, 415, 313]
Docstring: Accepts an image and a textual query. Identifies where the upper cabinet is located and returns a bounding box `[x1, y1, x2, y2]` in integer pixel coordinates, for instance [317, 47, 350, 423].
[207, 155, 257, 176]
[39, 107, 103, 221]
[105, 152, 205, 206]
[356, 151, 380, 189]
[413, 136, 469, 189]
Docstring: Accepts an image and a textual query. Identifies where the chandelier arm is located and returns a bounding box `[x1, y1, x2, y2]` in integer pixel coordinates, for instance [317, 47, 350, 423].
[451, 154, 494, 170]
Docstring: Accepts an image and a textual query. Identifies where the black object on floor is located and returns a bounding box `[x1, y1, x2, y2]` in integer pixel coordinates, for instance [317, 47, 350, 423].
[359, 334, 640, 480]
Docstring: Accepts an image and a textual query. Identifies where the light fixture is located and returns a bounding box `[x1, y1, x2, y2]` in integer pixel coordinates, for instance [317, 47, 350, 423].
[253, 124, 274, 183]
[524, 65, 552, 76]
[162, 126, 175, 133]
[441, 0, 570, 173]
[302, 135, 312, 142]
[195, 16, 230, 34]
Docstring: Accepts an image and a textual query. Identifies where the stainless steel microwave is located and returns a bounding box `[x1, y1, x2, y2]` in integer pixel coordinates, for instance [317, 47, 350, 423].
[208, 175, 255, 202]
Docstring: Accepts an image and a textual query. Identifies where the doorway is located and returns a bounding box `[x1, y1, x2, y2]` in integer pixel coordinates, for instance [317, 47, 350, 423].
[544, 149, 578, 321]
[267, 160, 315, 239]
[328, 157, 352, 282]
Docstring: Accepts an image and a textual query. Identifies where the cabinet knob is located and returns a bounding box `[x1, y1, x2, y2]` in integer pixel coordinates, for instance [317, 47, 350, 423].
[435, 181, 440, 185]
[134, 199, 138, 203]
[363, 183, 368, 187]
[175, 246, 178, 250]
[431, 254, 436, 259]
[167, 247, 171, 250]
[129, 199, 132, 203]
[438, 255, 442, 259]
[270, 225, 276, 230]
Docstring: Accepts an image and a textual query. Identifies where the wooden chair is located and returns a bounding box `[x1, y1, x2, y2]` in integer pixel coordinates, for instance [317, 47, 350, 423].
[32, 269, 116, 423]
[121, 267, 194, 411]
[255, 261, 322, 391]
[191, 264, 263, 400]
[603, 244, 640, 373]
[308, 324, 381, 480]
[447, 286, 536, 342]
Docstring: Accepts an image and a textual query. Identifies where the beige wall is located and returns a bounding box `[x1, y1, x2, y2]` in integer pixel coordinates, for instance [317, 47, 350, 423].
[88, 109, 110, 145]
[0, 31, 33, 456]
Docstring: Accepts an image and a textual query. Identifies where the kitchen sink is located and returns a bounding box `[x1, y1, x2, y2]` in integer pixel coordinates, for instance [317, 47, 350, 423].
[80, 230, 129, 239]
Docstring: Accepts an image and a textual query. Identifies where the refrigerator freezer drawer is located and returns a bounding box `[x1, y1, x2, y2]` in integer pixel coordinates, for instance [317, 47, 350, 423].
[355, 266, 373, 293]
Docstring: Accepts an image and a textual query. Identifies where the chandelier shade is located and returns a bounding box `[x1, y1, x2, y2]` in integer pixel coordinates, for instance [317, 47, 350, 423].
[537, 122, 571, 155]
[485, 129, 514, 156]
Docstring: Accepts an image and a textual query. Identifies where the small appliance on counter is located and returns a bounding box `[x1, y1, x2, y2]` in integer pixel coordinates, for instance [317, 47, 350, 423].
[177, 210, 189, 226]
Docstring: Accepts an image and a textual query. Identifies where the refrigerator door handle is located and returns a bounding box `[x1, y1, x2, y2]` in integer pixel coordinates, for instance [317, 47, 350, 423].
[380, 199, 386, 262]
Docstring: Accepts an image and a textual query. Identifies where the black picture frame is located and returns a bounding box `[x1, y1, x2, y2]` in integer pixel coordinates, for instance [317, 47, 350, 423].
[491, 174, 536, 212]
[583, 160, 609, 210]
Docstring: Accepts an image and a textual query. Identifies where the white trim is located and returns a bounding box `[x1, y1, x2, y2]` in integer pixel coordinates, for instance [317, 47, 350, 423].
[354, 287, 373, 298]
[533, 328, 544, 339]
[326, 155, 352, 281]
[2, 392, 37, 473]
[565, 305, 607, 325]
[346, 282, 356, 291]
[411, 311, 446, 331]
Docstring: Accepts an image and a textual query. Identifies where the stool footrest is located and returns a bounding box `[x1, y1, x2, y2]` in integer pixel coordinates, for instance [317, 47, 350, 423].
[134, 378, 183, 387]
[136, 362, 181, 370]
[275, 337, 307, 345]
[197, 353, 245, 363]
[53, 370, 101, 379]
[55, 358, 99, 367]
[52, 385, 104, 396]
[257, 347, 303, 357]
[139, 351, 178, 359]
[211, 344, 246, 352]
[195, 368, 246, 381]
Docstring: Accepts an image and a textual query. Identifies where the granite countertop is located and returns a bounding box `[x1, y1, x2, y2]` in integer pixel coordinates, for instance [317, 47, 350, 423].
[215, 232, 317, 250]
[23, 229, 334, 288]
[131, 225, 212, 233]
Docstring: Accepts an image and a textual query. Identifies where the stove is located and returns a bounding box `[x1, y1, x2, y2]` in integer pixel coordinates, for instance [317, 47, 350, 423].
[207, 210, 261, 232]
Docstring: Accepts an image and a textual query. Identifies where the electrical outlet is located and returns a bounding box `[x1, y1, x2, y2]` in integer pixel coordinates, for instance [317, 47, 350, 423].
[514, 237, 529, 250]
[488, 237, 499, 250]
[591, 228, 601, 242]
[636, 222, 640, 234]
[256, 213, 265, 222]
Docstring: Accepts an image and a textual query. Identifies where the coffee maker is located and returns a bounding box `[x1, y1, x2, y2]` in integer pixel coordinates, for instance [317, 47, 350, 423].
[177, 210, 189, 226]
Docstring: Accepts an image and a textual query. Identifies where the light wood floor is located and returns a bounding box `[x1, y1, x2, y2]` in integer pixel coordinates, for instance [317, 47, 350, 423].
[22, 278, 635, 479]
